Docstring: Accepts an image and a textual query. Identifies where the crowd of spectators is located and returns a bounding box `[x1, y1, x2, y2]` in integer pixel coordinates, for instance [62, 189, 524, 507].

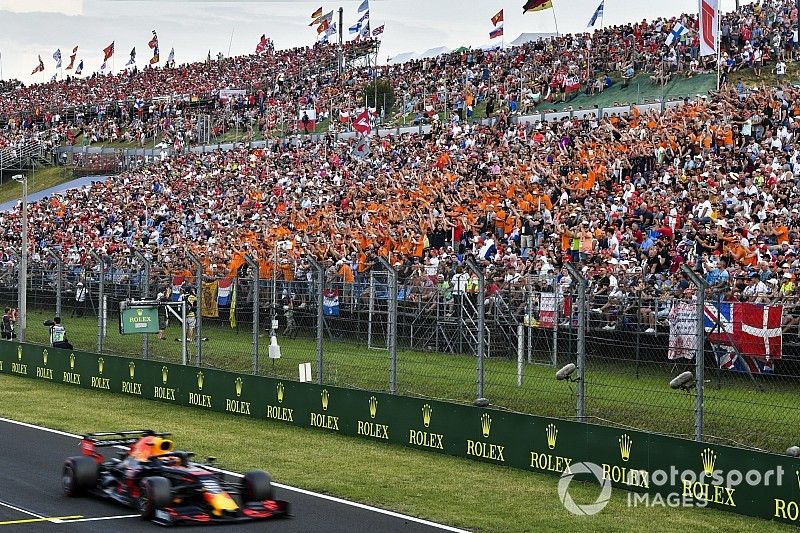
[2, 1, 800, 337]
[2, 0, 799, 151]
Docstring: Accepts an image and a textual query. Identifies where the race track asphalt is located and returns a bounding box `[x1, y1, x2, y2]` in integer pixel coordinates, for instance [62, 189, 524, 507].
[0, 419, 467, 532]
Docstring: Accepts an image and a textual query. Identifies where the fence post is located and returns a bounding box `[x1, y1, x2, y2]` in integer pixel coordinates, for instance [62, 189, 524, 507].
[307, 257, 324, 385]
[46, 250, 63, 318]
[133, 250, 151, 359]
[465, 259, 485, 399]
[681, 264, 708, 442]
[187, 251, 204, 366]
[244, 255, 259, 375]
[375, 256, 397, 394]
[565, 263, 585, 420]
[89, 250, 105, 354]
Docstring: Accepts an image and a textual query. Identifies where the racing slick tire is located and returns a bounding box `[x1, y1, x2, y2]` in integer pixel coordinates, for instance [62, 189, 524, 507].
[139, 476, 172, 520]
[62, 456, 98, 497]
[242, 470, 273, 502]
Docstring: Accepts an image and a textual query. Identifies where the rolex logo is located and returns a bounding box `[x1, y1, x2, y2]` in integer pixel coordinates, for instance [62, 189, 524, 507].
[42, 349, 48, 366]
[619, 434, 632, 462]
[546, 423, 558, 450]
[369, 396, 378, 419]
[481, 413, 492, 438]
[422, 404, 432, 428]
[795, 470, 800, 490]
[97, 357, 105, 375]
[235, 377, 243, 397]
[17, 345, 22, 361]
[129, 362, 136, 380]
[701, 448, 717, 476]
[161, 366, 169, 384]
[69, 353, 75, 370]
[277, 382, 284, 403]
[137, 309, 143, 316]
[196, 371, 204, 390]
[321, 389, 329, 411]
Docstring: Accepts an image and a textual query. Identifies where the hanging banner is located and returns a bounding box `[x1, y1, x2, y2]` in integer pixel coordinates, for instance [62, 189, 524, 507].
[202, 281, 219, 318]
[699, 0, 719, 57]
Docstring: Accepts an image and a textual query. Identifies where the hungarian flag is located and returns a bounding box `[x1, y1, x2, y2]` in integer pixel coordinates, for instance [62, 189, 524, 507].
[491, 9, 504, 26]
[255, 34, 268, 53]
[103, 41, 114, 61]
[31, 55, 44, 75]
[523, 0, 553, 12]
[353, 109, 371, 135]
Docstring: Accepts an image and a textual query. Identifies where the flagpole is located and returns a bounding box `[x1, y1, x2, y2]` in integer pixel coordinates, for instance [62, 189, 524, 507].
[600, 0, 605, 30]
[716, 5, 721, 91]
[228, 27, 234, 58]
[551, 2, 560, 37]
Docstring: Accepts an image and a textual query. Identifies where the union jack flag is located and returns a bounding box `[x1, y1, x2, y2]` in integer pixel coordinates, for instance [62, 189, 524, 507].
[715, 347, 774, 374]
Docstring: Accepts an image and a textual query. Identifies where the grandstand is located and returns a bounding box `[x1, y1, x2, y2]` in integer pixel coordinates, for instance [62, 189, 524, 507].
[0, 0, 799, 471]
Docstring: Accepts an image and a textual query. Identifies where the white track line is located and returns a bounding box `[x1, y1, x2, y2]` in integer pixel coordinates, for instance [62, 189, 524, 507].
[0, 499, 47, 519]
[0, 417, 471, 533]
[58, 514, 139, 523]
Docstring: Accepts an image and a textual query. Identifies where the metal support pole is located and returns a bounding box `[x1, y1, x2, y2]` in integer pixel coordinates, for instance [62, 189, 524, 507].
[46, 250, 63, 318]
[681, 265, 708, 442]
[565, 263, 585, 420]
[187, 251, 204, 366]
[133, 249, 151, 359]
[244, 255, 260, 375]
[90, 250, 105, 353]
[13, 174, 27, 342]
[376, 257, 397, 393]
[307, 257, 324, 385]
[465, 259, 485, 399]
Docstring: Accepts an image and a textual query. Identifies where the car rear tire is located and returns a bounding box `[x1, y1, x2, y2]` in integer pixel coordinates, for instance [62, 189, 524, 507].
[139, 476, 172, 520]
[242, 470, 273, 501]
[62, 456, 98, 497]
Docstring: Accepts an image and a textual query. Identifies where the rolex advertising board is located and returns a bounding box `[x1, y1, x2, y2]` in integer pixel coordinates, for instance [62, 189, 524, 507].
[119, 305, 160, 335]
[1, 340, 799, 526]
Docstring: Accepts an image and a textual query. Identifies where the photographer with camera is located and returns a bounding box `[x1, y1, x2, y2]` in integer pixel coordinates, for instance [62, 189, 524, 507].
[1, 307, 16, 340]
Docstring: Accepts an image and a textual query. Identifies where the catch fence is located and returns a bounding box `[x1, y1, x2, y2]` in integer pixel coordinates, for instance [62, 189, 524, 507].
[3, 256, 798, 452]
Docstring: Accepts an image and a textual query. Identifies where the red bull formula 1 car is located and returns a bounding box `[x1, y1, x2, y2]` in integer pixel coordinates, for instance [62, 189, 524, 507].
[61, 430, 289, 526]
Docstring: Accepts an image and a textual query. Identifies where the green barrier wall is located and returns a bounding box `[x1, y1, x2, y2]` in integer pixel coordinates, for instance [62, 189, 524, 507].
[2, 342, 799, 526]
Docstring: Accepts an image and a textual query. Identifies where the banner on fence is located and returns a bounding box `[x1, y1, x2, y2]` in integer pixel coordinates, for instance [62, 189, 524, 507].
[201, 281, 219, 318]
[668, 300, 696, 360]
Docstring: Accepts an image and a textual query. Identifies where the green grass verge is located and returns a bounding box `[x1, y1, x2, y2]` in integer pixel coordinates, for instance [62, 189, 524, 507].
[19, 306, 796, 452]
[0, 167, 75, 204]
[0, 374, 793, 533]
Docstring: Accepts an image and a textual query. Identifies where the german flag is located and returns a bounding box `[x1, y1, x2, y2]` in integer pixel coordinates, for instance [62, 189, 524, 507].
[523, 0, 553, 13]
[310, 6, 322, 19]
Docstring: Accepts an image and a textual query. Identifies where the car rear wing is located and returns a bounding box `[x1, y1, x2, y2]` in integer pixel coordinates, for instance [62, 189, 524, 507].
[81, 430, 171, 462]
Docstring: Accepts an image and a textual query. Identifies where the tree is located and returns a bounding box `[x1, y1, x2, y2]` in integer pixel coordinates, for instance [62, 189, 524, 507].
[364, 79, 395, 118]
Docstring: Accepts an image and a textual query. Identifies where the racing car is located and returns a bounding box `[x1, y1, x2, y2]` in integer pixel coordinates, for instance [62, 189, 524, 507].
[61, 430, 289, 526]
